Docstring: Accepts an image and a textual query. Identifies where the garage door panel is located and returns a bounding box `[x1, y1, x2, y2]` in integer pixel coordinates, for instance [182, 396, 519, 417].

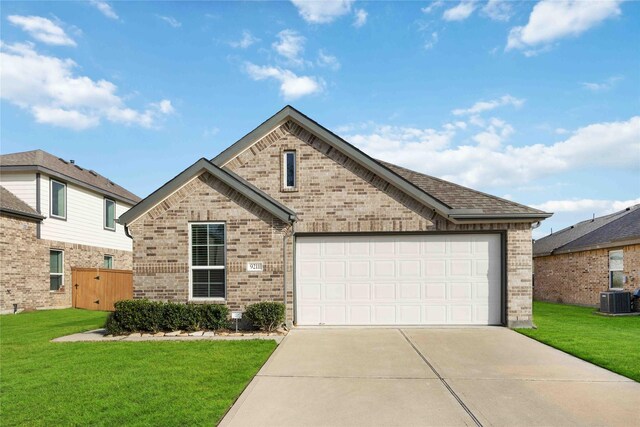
[373, 260, 395, 277]
[324, 306, 346, 324]
[348, 241, 370, 256]
[296, 234, 501, 326]
[325, 261, 346, 278]
[424, 283, 446, 300]
[348, 260, 370, 278]
[324, 241, 346, 256]
[399, 260, 421, 277]
[348, 283, 371, 300]
[324, 283, 346, 301]
[399, 283, 421, 299]
[349, 305, 372, 324]
[373, 283, 396, 300]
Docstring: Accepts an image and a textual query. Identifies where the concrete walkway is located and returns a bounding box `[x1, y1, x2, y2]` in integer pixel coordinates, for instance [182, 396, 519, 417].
[220, 327, 639, 427]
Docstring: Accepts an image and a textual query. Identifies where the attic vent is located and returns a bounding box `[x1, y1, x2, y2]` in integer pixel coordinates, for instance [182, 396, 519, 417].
[58, 158, 69, 164]
[89, 170, 98, 176]
[74, 164, 84, 171]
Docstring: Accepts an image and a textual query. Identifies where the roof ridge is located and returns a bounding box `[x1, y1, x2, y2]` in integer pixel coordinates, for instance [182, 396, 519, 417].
[546, 206, 638, 253]
[377, 159, 545, 214]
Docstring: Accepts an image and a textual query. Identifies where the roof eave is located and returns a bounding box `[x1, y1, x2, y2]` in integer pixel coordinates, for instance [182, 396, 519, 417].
[449, 212, 553, 223]
[0, 207, 44, 221]
[0, 165, 139, 205]
[551, 237, 640, 255]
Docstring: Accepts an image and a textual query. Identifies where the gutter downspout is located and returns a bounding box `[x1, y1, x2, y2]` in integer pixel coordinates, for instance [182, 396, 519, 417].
[283, 217, 296, 328]
[124, 224, 133, 239]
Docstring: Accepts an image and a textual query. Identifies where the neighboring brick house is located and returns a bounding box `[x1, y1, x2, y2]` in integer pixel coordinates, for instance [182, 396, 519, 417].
[119, 106, 551, 328]
[533, 205, 640, 307]
[0, 150, 140, 313]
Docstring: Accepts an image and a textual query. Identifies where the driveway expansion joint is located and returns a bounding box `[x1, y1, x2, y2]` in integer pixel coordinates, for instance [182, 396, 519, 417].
[399, 329, 483, 427]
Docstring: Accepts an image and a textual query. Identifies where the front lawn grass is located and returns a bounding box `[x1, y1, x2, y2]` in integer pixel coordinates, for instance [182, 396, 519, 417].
[517, 301, 640, 382]
[0, 309, 277, 426]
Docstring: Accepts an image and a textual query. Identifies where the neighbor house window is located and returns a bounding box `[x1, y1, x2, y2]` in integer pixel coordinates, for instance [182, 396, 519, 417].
[283, 150, 296, 189]
[190, 223, 226, 299]
[104, 198, 116, 230]
[104, 255, 114, 269]
[50, 179, 66, 219]
[609, 249, 624, 289]
[50, 250, 64, 291]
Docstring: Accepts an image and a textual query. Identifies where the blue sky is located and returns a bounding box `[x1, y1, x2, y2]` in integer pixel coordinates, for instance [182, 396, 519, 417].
[1, 0, 639, 238]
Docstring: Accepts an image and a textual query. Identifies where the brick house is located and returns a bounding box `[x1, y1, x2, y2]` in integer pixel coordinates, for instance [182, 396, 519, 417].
[0, 150, 140, 313]
[119, 106, 551, 328]
[533, 205, 640, 307]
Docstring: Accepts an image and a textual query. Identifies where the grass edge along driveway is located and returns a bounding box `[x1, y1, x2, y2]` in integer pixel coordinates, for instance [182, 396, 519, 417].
[0, 309, 277, 426]
[516, 301, 640, 382]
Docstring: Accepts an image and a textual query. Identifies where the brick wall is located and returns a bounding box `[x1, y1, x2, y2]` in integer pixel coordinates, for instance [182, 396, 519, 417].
[0, 214, 133, 313]
[128, 121, 536, 327]
[534, 244, 640, 307]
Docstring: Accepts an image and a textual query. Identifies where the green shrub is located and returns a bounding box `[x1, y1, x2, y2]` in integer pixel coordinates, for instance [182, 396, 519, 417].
[104, 300, 229, 335]
[244, 302, 285, 332]
[199, 304, 230, 330]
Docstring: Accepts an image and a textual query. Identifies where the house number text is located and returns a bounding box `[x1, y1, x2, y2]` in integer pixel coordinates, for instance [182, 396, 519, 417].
[247, 262, 264, 272]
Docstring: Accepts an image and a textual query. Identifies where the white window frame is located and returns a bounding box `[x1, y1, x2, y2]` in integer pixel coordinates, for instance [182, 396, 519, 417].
[104, 198, 116, 231]
[609, 249, 624, 290]
[188, 222, 226, 301]
[50, 249, 64, 292]
[104, 255, 114, 269]
[283, 150, 296, 189]
[50, 179, 67, 220]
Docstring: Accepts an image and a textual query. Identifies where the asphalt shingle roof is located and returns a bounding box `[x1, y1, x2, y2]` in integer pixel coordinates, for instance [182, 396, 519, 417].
[378, 160, 546, 215]
[0, 149, 140, 204]
[0, 186, 43, 220]
[533, 204, 640, 256]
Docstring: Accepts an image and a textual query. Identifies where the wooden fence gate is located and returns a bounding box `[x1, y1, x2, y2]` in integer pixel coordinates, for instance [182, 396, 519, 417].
[72, 268, 133, 311]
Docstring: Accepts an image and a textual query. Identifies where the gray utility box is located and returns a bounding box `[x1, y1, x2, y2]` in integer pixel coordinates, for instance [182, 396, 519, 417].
[600, 291, 631, 314]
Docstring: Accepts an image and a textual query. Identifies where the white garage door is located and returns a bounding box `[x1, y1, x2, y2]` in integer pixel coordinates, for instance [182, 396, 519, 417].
[295, 234, 502, 326]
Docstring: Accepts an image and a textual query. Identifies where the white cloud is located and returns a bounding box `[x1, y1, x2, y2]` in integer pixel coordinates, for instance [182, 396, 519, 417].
[157, 15, 181, 28]
[7, 15, 76, 47]
[422, 1, 444, 14]
[471, 117, 514, 149]
[424, 32, 439, 50]
[0, 42, 173, 130]
[290, 0, 355, 24]
[452, 95, 524, 116]
[581, 75, 622, 91]
[272, 29, 306, 65]
[442, 2, 477, 22]
[555, 128, 570, 135]
[89, 1, 119, 20]
[482, 0, 513, 22]
[353, 8, 367, 27]
[531, 198, 640, 214]
[344, 116, 640, 188]
[507, 0, 622, 51]
[229, 30, 259, 49]
[317, 49, 340, 70]
[245, 63, 324, 100]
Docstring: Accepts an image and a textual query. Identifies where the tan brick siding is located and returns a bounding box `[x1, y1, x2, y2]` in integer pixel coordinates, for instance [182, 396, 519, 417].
[0, 214, 133, 313]
[128, 174, 290, 312]
[534, 244, 640, 308]
[129, 121, 536, 327]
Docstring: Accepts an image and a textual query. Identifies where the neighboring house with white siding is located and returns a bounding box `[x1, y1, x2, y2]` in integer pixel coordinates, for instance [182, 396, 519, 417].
[0, 149, 140, 313]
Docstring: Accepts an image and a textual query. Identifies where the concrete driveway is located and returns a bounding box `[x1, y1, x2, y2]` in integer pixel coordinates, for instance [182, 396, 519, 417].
[220, 328, 639, 427]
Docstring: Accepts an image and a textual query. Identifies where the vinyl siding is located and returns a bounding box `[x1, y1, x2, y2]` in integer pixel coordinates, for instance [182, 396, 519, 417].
[40, 174, 133, 251]
[0, 173, 37, 209]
